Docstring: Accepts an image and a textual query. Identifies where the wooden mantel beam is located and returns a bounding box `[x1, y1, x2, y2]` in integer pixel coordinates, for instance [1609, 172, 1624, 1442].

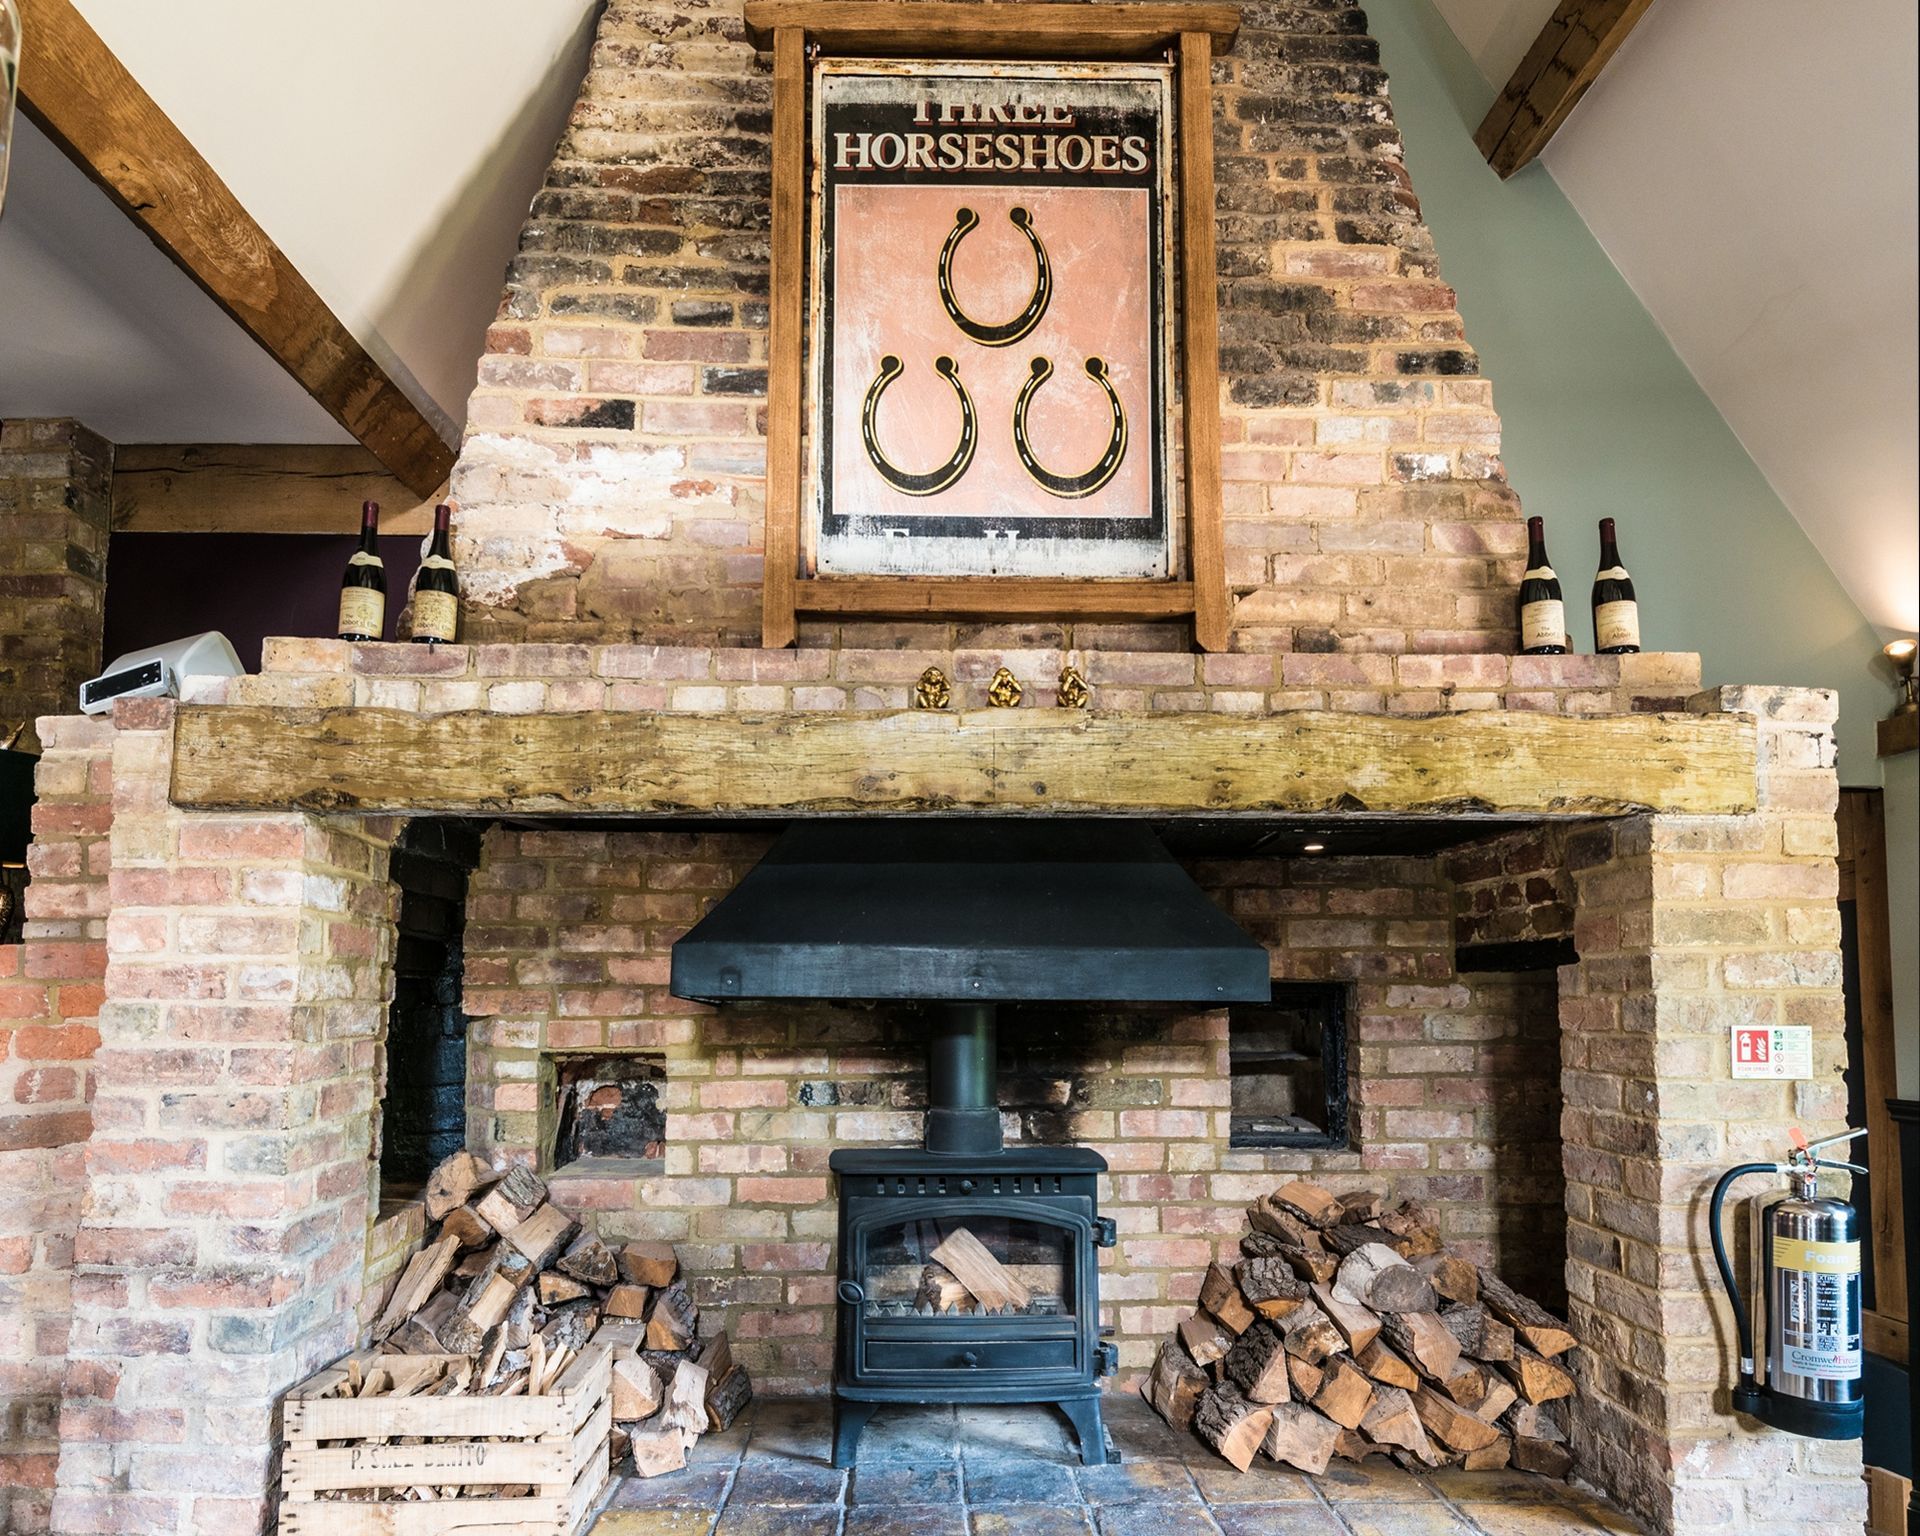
[169, 706, 1757, 819]
[15, 0, 456, 496]
[1474, 0, 1656, 179]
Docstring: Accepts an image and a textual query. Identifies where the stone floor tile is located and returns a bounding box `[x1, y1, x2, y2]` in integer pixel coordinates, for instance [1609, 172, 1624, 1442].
[608, 1466, 737, 1509]
[691, 1417, 754, 1464]
[850, 1462, 964, 1505]
[1187, 1460, 1320, 1504]
[1209, 1506, 1350, 1536]
[1094, 1504, 1221, 1536]
[1313, 1460, 1440, 1503]
[844, 1504, 970, 1536]
[746, 1400, 834, 1462]
[962, 1460, 1081, 1506]
[713, 1503, 844, 1536]
[727, 1459, 850, 1506]
[1099, 1398, 1193, 1462]
[590, 1511, 718, 1536]
[954, 1404, 1079, 1463]
[1336, 1501, 1480, 1536]
[1456, 1502, 1608, 1536]
[1426, 1468, 1570, 1507]
[1553, 1488, 1642, 1533]
[970, 1506, 1097, 1536]
[860, 1405, 964, 1461]
[1074, 1458, 1202, 1505]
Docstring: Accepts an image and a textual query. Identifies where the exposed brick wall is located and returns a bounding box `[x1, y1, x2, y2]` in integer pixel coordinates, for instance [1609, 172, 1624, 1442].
[50, 705, 398, 1536]
[1445, 824, 1575, 949]
[0, 715, 113, 1536]
[449, 0, 1523, 653]
[460, 827, 1565, 1392]
[1557, 686, 1861, 1536]
[0, 421, 112, 751]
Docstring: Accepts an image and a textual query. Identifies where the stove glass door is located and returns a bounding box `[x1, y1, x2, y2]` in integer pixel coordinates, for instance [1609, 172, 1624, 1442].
[862, 1213, 1073, 1320]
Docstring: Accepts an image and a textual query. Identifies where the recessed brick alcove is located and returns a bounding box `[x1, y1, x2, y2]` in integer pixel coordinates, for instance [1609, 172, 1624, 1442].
[0, 3, 1869, 1535]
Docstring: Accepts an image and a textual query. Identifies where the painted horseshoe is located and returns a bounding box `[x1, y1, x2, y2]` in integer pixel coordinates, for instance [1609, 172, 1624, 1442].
[861, 353, 978, 497]
[938, 206, 1052, 347]
[1012, 356, 1128, 500]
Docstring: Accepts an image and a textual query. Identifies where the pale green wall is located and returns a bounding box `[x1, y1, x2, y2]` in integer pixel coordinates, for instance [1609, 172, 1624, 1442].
[1371, 3, 1891, 784]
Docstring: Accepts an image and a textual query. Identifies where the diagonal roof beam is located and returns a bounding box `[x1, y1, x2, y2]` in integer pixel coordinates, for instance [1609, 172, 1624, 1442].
[1475, 0, 1657, 179]
[15, 0, 455, 495]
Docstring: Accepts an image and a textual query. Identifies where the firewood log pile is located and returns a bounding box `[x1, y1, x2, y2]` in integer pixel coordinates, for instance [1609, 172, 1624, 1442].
[1145, 1181, 1577, 1480]
[350, 1151, 752, 1476]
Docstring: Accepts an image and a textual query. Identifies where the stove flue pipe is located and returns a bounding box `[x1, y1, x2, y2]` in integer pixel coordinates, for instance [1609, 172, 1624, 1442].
[924, 1002, 1001, 1155]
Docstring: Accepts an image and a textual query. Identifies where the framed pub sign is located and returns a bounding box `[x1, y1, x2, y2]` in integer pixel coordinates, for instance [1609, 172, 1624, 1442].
[748, 3, 1240, 650]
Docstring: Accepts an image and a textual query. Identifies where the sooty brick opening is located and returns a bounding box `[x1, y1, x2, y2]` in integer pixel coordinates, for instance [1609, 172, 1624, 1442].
[1228, 982, 1348, 1150]
[550, 1053, 667, 1172]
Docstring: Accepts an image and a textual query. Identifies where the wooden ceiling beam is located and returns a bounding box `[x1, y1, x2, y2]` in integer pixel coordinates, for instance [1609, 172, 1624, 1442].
[742, 2, 1240, 58]
[1474, 0, 1656, 179]
[15, 0, 456, 495]
[111, 445, 442, 536]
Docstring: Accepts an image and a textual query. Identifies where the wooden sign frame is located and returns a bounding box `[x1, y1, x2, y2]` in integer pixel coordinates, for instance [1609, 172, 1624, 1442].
[747, 2, 1239, 650]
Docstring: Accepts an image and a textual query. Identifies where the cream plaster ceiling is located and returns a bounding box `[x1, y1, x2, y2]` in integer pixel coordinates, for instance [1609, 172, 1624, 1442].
[1434, 0, 1920, 635]
[0, 0, 598, 444]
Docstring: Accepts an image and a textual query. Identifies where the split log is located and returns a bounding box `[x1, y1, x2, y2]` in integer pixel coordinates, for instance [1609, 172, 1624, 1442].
[502, 1285, 536, 1350]
[1469, 1376, 1518, 1425]
[611, 1355, 662, 1422]
[1333, 1243, 1436, 1315]
[473, 1164, 546, 1235]
[930, 1228, 1030, 1311]
[1337, 1189, 1385, 1224]
[1502, 1401, 1567, 1441]
[1311, 1355, 1377, 1430]
[373, 1234, 460, 1341]
[628, 1424, 688, 1478]
[661, 1358, 711, 1439]
[1145, 1338, 1208, 1431]
[1323, 1224, 1398, 1259]
[1333, 1427, 1385, 1462]
[1500, 1345, 1576, 1404]
[647, 1282, 700, 1352]
[1236, 1258, 1310, 1320]
[438, 1245, 534, 1353]
[1200, 1262, 1256, 1334]
[556, 1230, 619, 1287]
[1179, 1311, 1234, 1370]
[1411, 1383, 1501, 1453]
[1261, 1401, 1342, 1474]
[1269, 1181, 1345, 1229]
[539, 1299, 600, 1355]
[1360, 1385, 1434, 1460]
[1246, 1197, 1323, 1249]
[1416, 1253, 1479, 1305]
[1512, 1433, 1573, 1478]
[1378, 1310, 1463, 1383]
[1474, 1316, 1516, 1362]
[504, 1202, 577, 1269]
[1440, 1359, 1492, 1410]
[1310, 1282, 1381, 1355]
[440, 1204, 494, 1251]
[1280, 1315, 1345, 1366]
[618, 1241, 680, 1289]
[1438, 1304, 1493, 1357]
[1462, 1435, 1512, 1471]
[1477, 1270, 1576, 1356]
[1286, 1356, 1324, 1399]
[1353, 1338, 1420, 1390]
[916, 1263, 971, 1313]
[696, 1333, 733, 1384]
[604, 1283, 652, 1320]
[1240, 1231, 1290, 1259]
[1264, 1242, 1339, 1286]
[1378, 1202, 1443, 1259]
[1194, 1383, 1273, 1472]
[424, 1150, 496, 1222]
[706, 1364, 752, 1432]
[538, 1271, 591, 1306]
[390, 1291, 456, 1354]
[1221, 1320, 1292, 1405]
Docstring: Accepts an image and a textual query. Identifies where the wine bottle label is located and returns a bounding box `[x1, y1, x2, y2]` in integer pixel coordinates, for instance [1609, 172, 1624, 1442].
[1521, 599, 1566, 650]
[1596, 565, 1629, 581]
[1595, 599, 1641, 651]
[348, 550, 384, 569]
[338, 587, 386, 639]
[1523, 563, 1556, 582]
[412, 589, 458, 642]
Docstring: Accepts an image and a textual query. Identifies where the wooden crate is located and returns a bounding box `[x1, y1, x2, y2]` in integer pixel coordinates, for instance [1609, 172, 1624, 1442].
[278, 1336, 613, 1536]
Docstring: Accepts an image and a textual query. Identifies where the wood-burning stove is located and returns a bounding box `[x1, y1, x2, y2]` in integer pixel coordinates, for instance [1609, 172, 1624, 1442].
[668, 821, 1272, 1467]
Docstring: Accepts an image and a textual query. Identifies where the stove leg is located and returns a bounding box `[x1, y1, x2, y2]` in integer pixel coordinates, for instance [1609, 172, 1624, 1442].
[831, 1397, 878, 1468]
[1061, 1396, 1108, 1466]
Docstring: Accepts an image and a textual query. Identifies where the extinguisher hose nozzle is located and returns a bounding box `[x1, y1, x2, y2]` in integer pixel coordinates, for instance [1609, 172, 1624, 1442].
[1709, 1162, 1780, 1397]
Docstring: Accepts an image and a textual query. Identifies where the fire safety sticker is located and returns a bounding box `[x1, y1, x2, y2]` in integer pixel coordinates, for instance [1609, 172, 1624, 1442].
[1728, 1023, 1813, 1080]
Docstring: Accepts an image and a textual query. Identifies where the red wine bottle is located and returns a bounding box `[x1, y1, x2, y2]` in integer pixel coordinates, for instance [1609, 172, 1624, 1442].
[1592, 517, 1641, 654]
[337, 500, 386, 642]
[1517, 515, 1567, 655]
[411, 504, 458, 645]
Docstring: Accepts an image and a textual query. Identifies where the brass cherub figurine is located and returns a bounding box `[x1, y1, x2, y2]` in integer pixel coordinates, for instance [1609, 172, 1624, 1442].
[986, 666, 1024, 708]
[1057, 664, 1090, 710]
[914, 666, 952, 710]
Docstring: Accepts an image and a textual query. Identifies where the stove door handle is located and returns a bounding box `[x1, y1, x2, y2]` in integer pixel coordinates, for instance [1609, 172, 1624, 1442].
[1093, 1217, 1117, 1248]
[837, 1280, 866, 1306]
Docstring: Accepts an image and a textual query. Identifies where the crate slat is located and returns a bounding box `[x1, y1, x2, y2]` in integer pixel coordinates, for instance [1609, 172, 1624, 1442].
[287, 1394, 565, 1443]
[283, 1438, 567, 1493]
[279, 1497, 569, 1535]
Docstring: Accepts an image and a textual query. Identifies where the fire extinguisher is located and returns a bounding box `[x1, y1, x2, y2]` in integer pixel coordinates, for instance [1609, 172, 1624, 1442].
[1709, 1126, 1867, 1439]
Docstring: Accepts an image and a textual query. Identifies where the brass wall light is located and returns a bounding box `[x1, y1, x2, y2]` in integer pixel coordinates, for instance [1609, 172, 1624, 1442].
[1885, 638, 1917, 717]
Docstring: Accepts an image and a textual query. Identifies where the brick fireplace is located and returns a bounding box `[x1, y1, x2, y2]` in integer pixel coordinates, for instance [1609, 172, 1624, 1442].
[0, 4, 1871, 1536]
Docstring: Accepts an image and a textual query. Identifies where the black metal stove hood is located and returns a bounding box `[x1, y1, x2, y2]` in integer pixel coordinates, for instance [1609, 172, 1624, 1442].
[669, 819, 1270, 1005]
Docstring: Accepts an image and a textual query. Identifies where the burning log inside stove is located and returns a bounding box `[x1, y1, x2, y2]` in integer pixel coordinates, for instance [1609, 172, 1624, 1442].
[1144, 1181, 1579, 1479]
